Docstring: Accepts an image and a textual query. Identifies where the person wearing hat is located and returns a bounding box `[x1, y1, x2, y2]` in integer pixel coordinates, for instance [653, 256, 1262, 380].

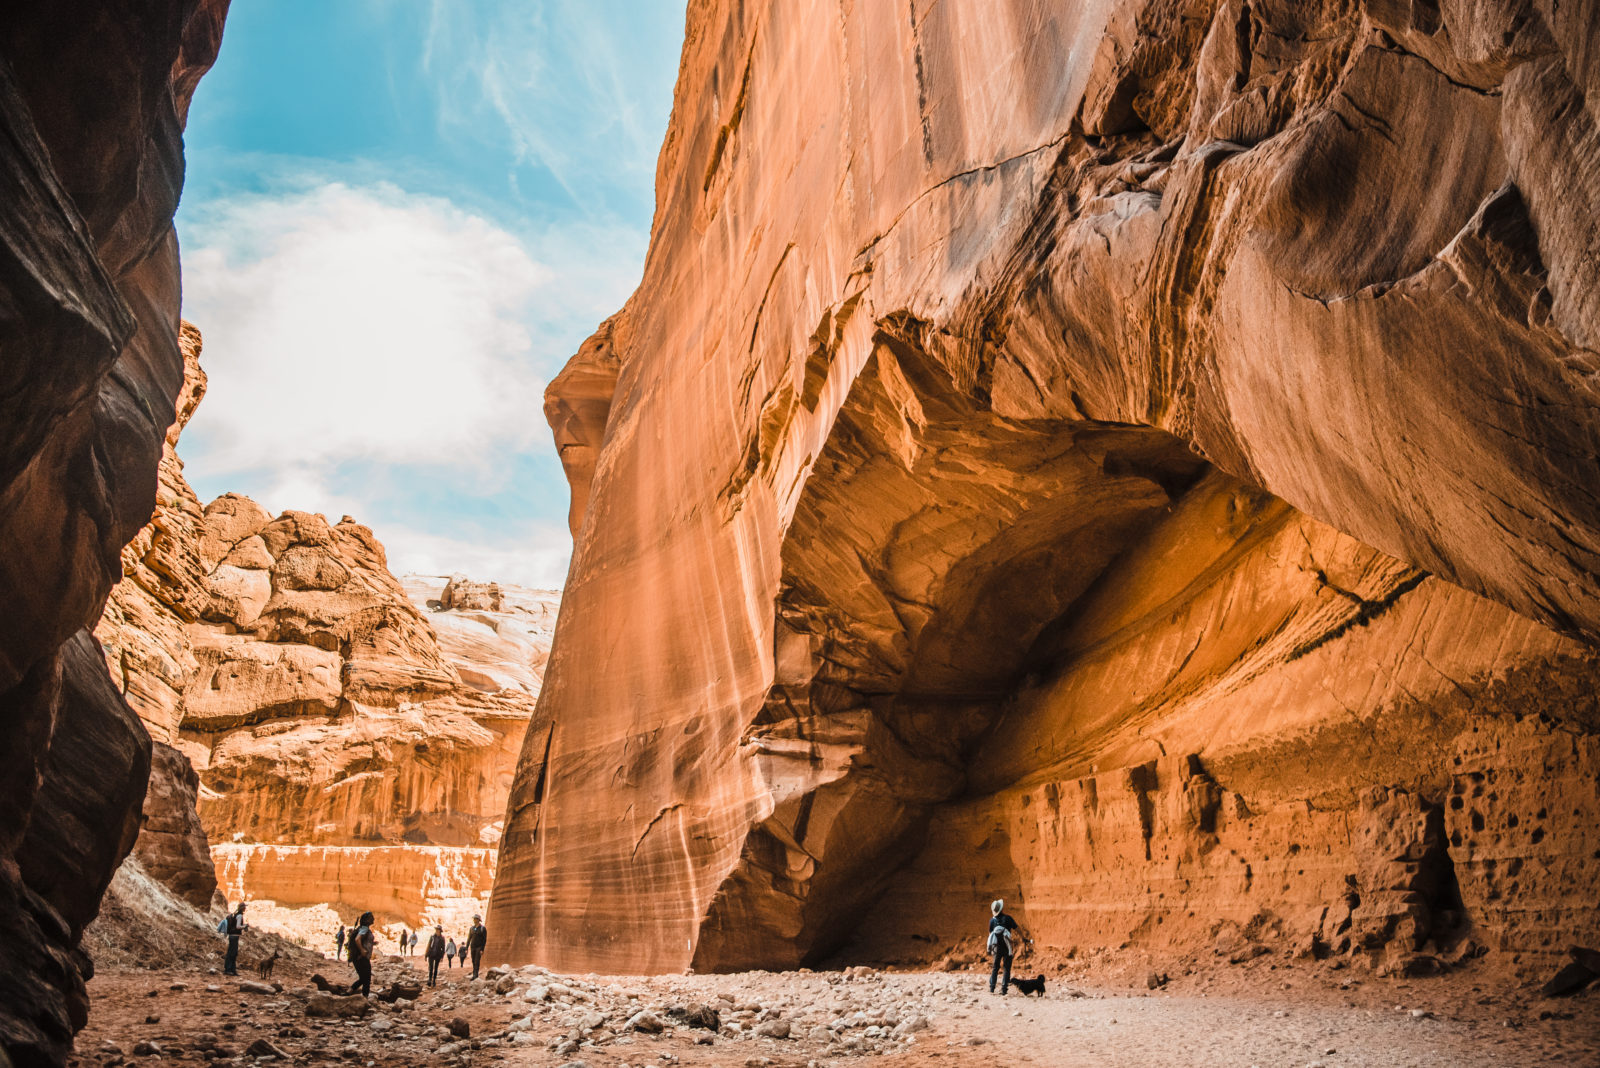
[425, 924, 447, 986]
[986, 899, 1020, 995]
[466, 914, 488, 978]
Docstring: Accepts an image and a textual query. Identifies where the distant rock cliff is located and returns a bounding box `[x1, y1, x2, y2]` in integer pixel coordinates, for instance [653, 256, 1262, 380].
[92, 327, 559, 934]
[491, 0, 1600, 982]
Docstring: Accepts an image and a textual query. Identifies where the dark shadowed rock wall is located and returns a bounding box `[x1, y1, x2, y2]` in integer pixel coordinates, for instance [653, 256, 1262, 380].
[0, 3, 228, 1063]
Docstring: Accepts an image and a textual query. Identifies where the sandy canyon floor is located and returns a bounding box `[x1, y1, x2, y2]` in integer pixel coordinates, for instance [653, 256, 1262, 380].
[68, 946, 1598, 1068]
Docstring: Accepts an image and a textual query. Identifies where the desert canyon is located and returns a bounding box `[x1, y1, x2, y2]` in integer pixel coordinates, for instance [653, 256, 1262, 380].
[2, 1, 1600, 1067]
[92, 319, 558, 940]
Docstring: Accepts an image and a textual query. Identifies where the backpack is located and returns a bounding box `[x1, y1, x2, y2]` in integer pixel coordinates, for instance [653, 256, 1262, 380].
[349, 925, 372, 962]
[986, 920, 1014, 956]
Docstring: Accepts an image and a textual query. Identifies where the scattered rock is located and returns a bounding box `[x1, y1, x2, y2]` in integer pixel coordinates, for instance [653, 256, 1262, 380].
[448, 1016, 471, 1038]
[683, 1002, 720, 1031]
[132, 1041, 162, 1057]
[1539, 961, 1598, 998]
[245, 1038, 290, 1059]
[376, 981, 423, 1004]
[305, 993, 372, 1018]
[237, 979, 278, 995]
[756, 1018, 791, 1039]
[1146, 972, 1169, 990]
[626, 1010, 665, 1033]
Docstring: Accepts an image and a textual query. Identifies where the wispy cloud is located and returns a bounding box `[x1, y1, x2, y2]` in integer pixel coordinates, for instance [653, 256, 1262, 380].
[421, 0, 682, 218]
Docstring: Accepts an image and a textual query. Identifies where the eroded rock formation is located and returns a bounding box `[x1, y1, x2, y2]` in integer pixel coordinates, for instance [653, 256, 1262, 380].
[93, 333, 558, 930]
[492, 0, 1600, 980]
[0, 4, 227, 1062]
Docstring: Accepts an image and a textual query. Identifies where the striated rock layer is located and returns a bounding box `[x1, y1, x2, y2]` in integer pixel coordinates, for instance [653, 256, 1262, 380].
[0, 3, 228, 1063]
[492, 0, 1600, 978]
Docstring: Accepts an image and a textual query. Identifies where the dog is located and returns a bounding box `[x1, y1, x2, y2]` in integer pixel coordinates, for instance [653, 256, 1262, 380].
[1010, 974, 1046, 997]
[256, 948, 281, 979]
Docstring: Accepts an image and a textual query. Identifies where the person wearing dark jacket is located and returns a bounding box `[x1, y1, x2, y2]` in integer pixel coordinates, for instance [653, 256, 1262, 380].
[425, 925, 447, 986]
[466, 915, 488, 978]
[221, 903, 247, 975]
[349, 911, 377, 996]
[987, 899, 1021, 995]
[335, 924, 345, 959]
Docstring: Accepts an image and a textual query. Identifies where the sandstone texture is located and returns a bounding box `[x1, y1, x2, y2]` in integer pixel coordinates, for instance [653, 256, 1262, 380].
[100, 496, 552, 926]
[91, 330, 558, 932]
[493, 0, 1600, 981]
[403, 575, 560, 697]
[0, 3, 227, 1063]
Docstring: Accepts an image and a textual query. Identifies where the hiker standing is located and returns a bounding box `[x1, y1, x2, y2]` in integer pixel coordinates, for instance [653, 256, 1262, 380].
[425, 925, 446, 987]
[467, 914, 488, 979]
[445, 937, 457, 969]
[349, 911, 377, 996]
[987, 899, 1020, 995]
[220, 903, 247, 976]
[335, 924, 345, 959]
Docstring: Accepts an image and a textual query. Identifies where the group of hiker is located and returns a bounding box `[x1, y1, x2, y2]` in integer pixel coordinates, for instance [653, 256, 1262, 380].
[222, 897, 1026, 996]
[333, 915, 488, 988]
[219, 901, 487, 994]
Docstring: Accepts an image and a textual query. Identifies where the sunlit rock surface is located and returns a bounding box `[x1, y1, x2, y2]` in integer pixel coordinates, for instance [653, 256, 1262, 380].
[0, 3, 228, 1062]
[492, 0, 1600, 979]
[92, 336, 558, 932]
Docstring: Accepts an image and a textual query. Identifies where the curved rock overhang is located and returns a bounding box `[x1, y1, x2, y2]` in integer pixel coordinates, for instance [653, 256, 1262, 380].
[490, 0, 1600, 976]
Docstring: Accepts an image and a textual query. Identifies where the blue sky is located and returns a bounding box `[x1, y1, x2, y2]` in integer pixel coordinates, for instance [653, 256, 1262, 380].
[176, 0, 686, 588]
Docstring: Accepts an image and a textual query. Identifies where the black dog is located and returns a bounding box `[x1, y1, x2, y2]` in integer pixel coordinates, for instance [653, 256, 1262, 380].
[1011, 974, 1046, 997]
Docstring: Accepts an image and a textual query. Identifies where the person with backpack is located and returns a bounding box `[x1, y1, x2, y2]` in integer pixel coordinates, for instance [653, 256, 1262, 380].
[218, 903, 247, 975]
[425, 925, 447, 986]
[987, 899, 1022, 995]
[466, 914, 488, 978]
[335, 924, 345, 959]
[445, 936, 457, 969]
[349, 911, 376, 996]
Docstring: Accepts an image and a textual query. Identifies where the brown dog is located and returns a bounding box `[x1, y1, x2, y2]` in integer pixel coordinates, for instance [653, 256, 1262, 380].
[256, 948, 281, 979]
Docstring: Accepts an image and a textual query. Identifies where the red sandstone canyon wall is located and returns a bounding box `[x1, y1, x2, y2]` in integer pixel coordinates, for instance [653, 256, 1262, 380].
[491, 0, 1600, 981]
[0, 4, 228, 1062]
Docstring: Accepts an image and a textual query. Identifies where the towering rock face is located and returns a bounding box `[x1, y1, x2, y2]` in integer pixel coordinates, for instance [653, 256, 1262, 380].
[492, 0, 1600, 978]
[0, 3, 227, 1063]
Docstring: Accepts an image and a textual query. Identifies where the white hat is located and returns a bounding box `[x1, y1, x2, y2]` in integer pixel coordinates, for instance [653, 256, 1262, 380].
[991, 899, 1004, 915]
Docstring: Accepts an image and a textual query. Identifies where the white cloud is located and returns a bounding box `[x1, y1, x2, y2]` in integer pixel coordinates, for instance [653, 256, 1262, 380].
[422, 0, 682, 214]
[380, 523, 573, 590]
[182, 182, 551, 476]
[177, 180, 645, 587]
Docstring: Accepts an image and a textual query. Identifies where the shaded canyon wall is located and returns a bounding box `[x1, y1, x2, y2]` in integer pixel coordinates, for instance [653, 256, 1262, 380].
[491, 0, 1600, 979]
[0, 3, 228, 1063]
